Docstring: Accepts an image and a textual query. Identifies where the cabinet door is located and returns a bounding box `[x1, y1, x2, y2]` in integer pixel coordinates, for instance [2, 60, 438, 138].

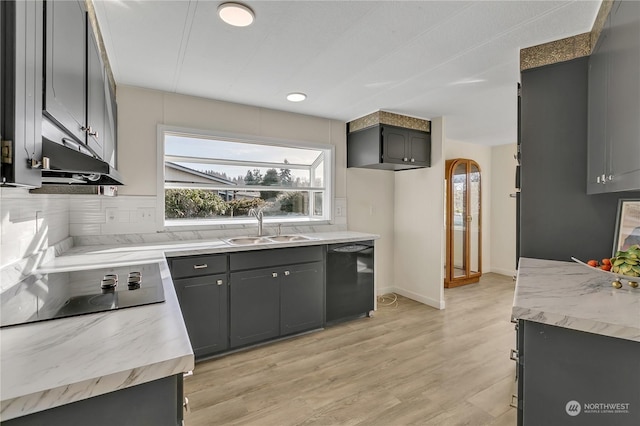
[1, 0, 43, 187]
[382, 126, 408, 164]
[174, 274, 228, 358]
[86, 28, 105, 158]
[280, 262, 324, 335]
[587, 26, 609, 194]
[519, 321, 640, 426]
[407, 129, 431, 166]
[103, 77, 117, 168]
[230, 268, 280, 348]
[44, 0, 86, 143]
[607, 0, 640, 192]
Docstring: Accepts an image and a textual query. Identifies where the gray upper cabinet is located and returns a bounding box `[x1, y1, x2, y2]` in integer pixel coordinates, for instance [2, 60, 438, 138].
[1, 0, 43, 187]
[347, 124, 431, 171]
[43, 0, 116, 164]
[86, 28, 106, 159]
[103, 76, 117, 168]
[587, 0, 640, 194]
[44, 0, 86, 144]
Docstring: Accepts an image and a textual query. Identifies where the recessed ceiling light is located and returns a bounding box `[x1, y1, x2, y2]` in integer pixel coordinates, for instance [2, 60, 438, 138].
[286, 92, 307, 102]
[218, 2, 255, 27]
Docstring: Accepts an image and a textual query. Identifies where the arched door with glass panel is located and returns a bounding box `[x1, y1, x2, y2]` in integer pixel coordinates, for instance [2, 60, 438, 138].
[445, 158, 482, 287]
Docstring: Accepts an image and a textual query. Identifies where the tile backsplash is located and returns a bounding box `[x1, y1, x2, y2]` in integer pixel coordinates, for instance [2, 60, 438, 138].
[69, 195, 158, 236]
[0, 188, 70, 268]
[1, 190, 347, 270]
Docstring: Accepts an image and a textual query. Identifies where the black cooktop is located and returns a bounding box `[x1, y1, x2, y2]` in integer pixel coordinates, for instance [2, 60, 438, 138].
[0, 263, 165, 328]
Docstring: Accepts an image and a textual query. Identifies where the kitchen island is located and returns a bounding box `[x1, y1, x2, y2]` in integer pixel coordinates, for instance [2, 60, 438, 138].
[0, 231, 377, 423]
[513, 257, 640, 426]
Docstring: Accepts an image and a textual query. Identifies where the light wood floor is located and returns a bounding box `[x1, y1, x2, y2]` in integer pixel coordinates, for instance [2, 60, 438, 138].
[184, 273, 518, 426]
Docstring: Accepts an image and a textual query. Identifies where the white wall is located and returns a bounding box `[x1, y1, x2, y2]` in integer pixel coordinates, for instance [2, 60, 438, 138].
[117, 86, 347, 199]
[490, 143, 517, 276]
[393, 117, 446, 309]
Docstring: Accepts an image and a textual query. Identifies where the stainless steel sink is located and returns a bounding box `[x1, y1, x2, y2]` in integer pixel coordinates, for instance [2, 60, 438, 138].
[225, 236, 272, 245]
[225, 234, 316, 245]
[266, 235, 315, 242]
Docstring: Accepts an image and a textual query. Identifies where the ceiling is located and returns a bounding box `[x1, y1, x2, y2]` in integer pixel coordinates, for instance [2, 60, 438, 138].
[93, 0, 601, 146]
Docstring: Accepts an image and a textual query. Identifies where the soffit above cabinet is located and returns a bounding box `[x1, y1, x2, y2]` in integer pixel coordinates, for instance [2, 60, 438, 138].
[347, 110, 430, 133]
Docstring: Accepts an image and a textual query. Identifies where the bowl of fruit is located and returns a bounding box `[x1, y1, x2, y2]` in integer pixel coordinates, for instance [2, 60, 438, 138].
[572, 244, 640, 289]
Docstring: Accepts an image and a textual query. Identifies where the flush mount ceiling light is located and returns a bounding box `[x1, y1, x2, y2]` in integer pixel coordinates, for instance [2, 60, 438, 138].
[218, 2, 255, 27]
[286, 92, 307, 102]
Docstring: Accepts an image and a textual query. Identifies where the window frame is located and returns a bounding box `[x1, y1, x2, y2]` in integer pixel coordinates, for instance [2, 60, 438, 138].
[156, 125, 334, 231]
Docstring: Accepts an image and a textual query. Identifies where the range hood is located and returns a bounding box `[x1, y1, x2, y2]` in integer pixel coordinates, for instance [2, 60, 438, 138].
[41, 137, 124, 185]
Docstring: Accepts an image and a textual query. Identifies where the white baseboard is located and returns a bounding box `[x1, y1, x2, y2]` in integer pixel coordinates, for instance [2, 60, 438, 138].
[376, 285, 395, 296]
[488, 267, 516, 277]
[388, 287, 445, 310]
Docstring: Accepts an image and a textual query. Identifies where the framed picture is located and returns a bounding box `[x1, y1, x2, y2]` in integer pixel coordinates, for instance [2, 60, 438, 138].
[613, 199, 640, 254]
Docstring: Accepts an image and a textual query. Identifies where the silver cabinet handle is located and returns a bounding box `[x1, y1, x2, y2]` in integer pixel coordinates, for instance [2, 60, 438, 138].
[183, 396, 190, 412]
[596, 175, 601, 183]
[403, 157, 408, 162]
[81, 126, 99, 138]
[284, 270, 290, 276]
[193, 264, 208, 269]
[216, 279, 223, 286]
[601, 174, 606, 184]
[272, 272, 278, 278]
[510, 349, 519, 362]
[608, 174, 613, 181]
[410, 158, 415, 162]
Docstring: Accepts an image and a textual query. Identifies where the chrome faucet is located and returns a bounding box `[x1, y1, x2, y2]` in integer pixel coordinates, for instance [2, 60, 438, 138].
[248, 208, 264, 236]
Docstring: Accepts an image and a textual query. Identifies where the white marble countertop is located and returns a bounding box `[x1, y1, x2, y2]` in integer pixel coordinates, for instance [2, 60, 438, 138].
[0, 231, 378, 421]
[513, 257, 640, 342]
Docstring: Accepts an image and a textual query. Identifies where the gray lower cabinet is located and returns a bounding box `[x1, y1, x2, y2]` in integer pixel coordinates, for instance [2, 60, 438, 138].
[2, 374, 183, 426]
[280, 262, 324, 335]
[169, 254, 229, 359]
[517, 320, 640, 425]
[174, 274, 228, 358]
[229, 246, 324, 349]
[229, 267, 281, 348]
[229, 261, 324, 348]
[171, 247, 325, 354]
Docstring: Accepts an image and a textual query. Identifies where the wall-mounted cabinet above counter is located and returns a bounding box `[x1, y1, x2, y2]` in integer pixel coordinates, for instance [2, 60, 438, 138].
[1, 0, 121, 187]
[347, 111, 431, 171]
[587, 0, 640, 194]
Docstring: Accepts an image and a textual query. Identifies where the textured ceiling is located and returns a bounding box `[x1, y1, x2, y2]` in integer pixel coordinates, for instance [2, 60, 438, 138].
[93, 0, 601, 145]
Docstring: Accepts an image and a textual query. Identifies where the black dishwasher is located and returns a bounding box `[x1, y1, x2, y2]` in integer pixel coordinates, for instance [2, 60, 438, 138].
[326, 241, 374, 324]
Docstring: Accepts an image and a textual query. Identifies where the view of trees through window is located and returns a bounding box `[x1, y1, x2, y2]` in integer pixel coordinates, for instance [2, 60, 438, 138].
[162, 131, 331, 223]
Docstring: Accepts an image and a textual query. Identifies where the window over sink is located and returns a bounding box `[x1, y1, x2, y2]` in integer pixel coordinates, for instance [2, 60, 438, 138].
[159, 127, 333, 227]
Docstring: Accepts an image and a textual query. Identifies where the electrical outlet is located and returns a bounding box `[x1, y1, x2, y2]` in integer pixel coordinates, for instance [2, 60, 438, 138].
[336, 206, 343, 216]
[105, 207, 118, 223]
[136, 208, 155, 222]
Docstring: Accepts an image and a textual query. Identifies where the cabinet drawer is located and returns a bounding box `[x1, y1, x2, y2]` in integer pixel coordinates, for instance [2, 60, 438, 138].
[230, 246, 323, 271]
[170, 254, 227, 279]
